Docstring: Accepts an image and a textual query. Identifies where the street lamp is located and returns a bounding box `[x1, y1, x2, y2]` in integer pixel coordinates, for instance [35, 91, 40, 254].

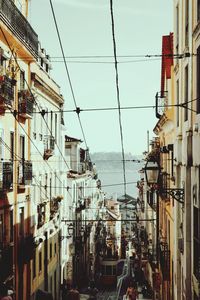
[144, 160, 160, 186]
[144, 158, 184, 204]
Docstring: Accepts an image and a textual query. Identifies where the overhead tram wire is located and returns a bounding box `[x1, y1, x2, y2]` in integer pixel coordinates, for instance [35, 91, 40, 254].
[0, 26, 71, 175]
[10, 52, 197, 61]
[49, 0, 89, 153]
[110, 0, 127, 196]
[1, 98, 199, 114]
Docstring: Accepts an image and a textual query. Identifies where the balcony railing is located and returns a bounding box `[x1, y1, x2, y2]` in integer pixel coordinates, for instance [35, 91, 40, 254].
[18, 90, 34, 118]
[0, 0, 38, 57]
[0, 161, 13, 191]
[43, 135, 55, 160]
[0, 75, 15, 108]
[160, 242, 170, 281]
[18, 160, 32, 187]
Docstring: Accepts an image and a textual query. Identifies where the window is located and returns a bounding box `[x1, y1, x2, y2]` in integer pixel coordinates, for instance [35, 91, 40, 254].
[54, 270, 57, 300]
[50, 111, 53, 132]
[50, 242, 52, 259]
[20, 70, 25, 91]
[193, 205, 200, 279]
[176, 80, 179, 127]
[176, 5, 179, 63]
[45, 173, 48, 198]
[55, 113, 57, 143]
[197, 46, 200, 114]
[45, 64, 49, 73]
[185, 0, 189, 47]
[9, 210, 13, 242]
[10, 132, 14, 160]
[184, 66, 188, 121]
[19, 135, 25, 161]
[54, 242, 57, 255]
[0, 129, 4, 159]
[198, 0, 200, 22]
[19, 208, 24, 236]
[0, 214, 4, 247]
[33, 108, 37, 139]
[32, 251, 36, 279]
[50, 177, 52, 200]
[39, 251, 42, 273]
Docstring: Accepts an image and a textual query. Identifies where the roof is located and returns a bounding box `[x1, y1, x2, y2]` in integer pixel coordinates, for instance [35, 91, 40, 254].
[65, 135, 82, 143]
[117, 194, 137, 205]
[161, 33, 173, 96]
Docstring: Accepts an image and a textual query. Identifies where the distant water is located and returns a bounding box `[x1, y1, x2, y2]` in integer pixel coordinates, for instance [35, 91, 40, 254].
[92, 156, 143, 198]
[98, 169, 141, 198]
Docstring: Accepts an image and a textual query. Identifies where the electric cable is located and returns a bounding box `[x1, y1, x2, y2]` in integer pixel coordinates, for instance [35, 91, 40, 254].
[49, 0, 89, 152]
[110, 0, 127, 197]
[1, 97, 199, 114]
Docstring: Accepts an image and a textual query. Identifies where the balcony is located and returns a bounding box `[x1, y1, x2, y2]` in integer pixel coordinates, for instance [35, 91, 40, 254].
[18, 160, 32, 189]
[50, 197, 61, 219]
[0, 161, 13, 191]
[18, 90, 34, 118]
[43, 135, 55, 160]
[0, 0, 38, 57]
[0, 75, 15, 110]
[160, 242, 170, 281]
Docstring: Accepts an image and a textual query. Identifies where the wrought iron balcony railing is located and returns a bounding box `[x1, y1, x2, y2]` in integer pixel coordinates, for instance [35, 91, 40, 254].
[0, 0, 38, 57]
[160, 242, 170, 281]
[0, 161, 13, 191]
[18, 160, 32, 187]
[43, 135, 55, 160]
[18, 90, 34, 117]
[0, 75, 15, 108]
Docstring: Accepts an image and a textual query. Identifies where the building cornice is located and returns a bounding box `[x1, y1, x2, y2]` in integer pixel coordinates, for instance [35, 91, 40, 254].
[31, 72, 64, 105]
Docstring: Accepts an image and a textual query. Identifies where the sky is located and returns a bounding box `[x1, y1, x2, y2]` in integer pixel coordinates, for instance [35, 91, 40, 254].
[29, 0, 173, 155]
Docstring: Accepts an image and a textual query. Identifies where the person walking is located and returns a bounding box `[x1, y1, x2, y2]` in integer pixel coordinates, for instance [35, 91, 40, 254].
[0, 283, 12, 300]
[68, 284, 80, 300]
[87, 280, 98, 300]
[125, 281, 138, 300]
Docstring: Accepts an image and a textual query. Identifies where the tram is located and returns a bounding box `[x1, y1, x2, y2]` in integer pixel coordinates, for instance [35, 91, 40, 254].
[100, 259, 125, 286]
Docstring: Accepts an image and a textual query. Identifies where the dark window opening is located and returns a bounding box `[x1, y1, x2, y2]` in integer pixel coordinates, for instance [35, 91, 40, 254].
[184, 65, 188, 121]
[197, 46, 200, 114]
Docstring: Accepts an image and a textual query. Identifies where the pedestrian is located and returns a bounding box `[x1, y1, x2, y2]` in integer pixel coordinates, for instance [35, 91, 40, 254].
[125, 281, 138, 300]
[68, 284, 80, 300]
[0, 283, 12, 300]
[61, 279, 71, 300]
[87, 280, 98, 300]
